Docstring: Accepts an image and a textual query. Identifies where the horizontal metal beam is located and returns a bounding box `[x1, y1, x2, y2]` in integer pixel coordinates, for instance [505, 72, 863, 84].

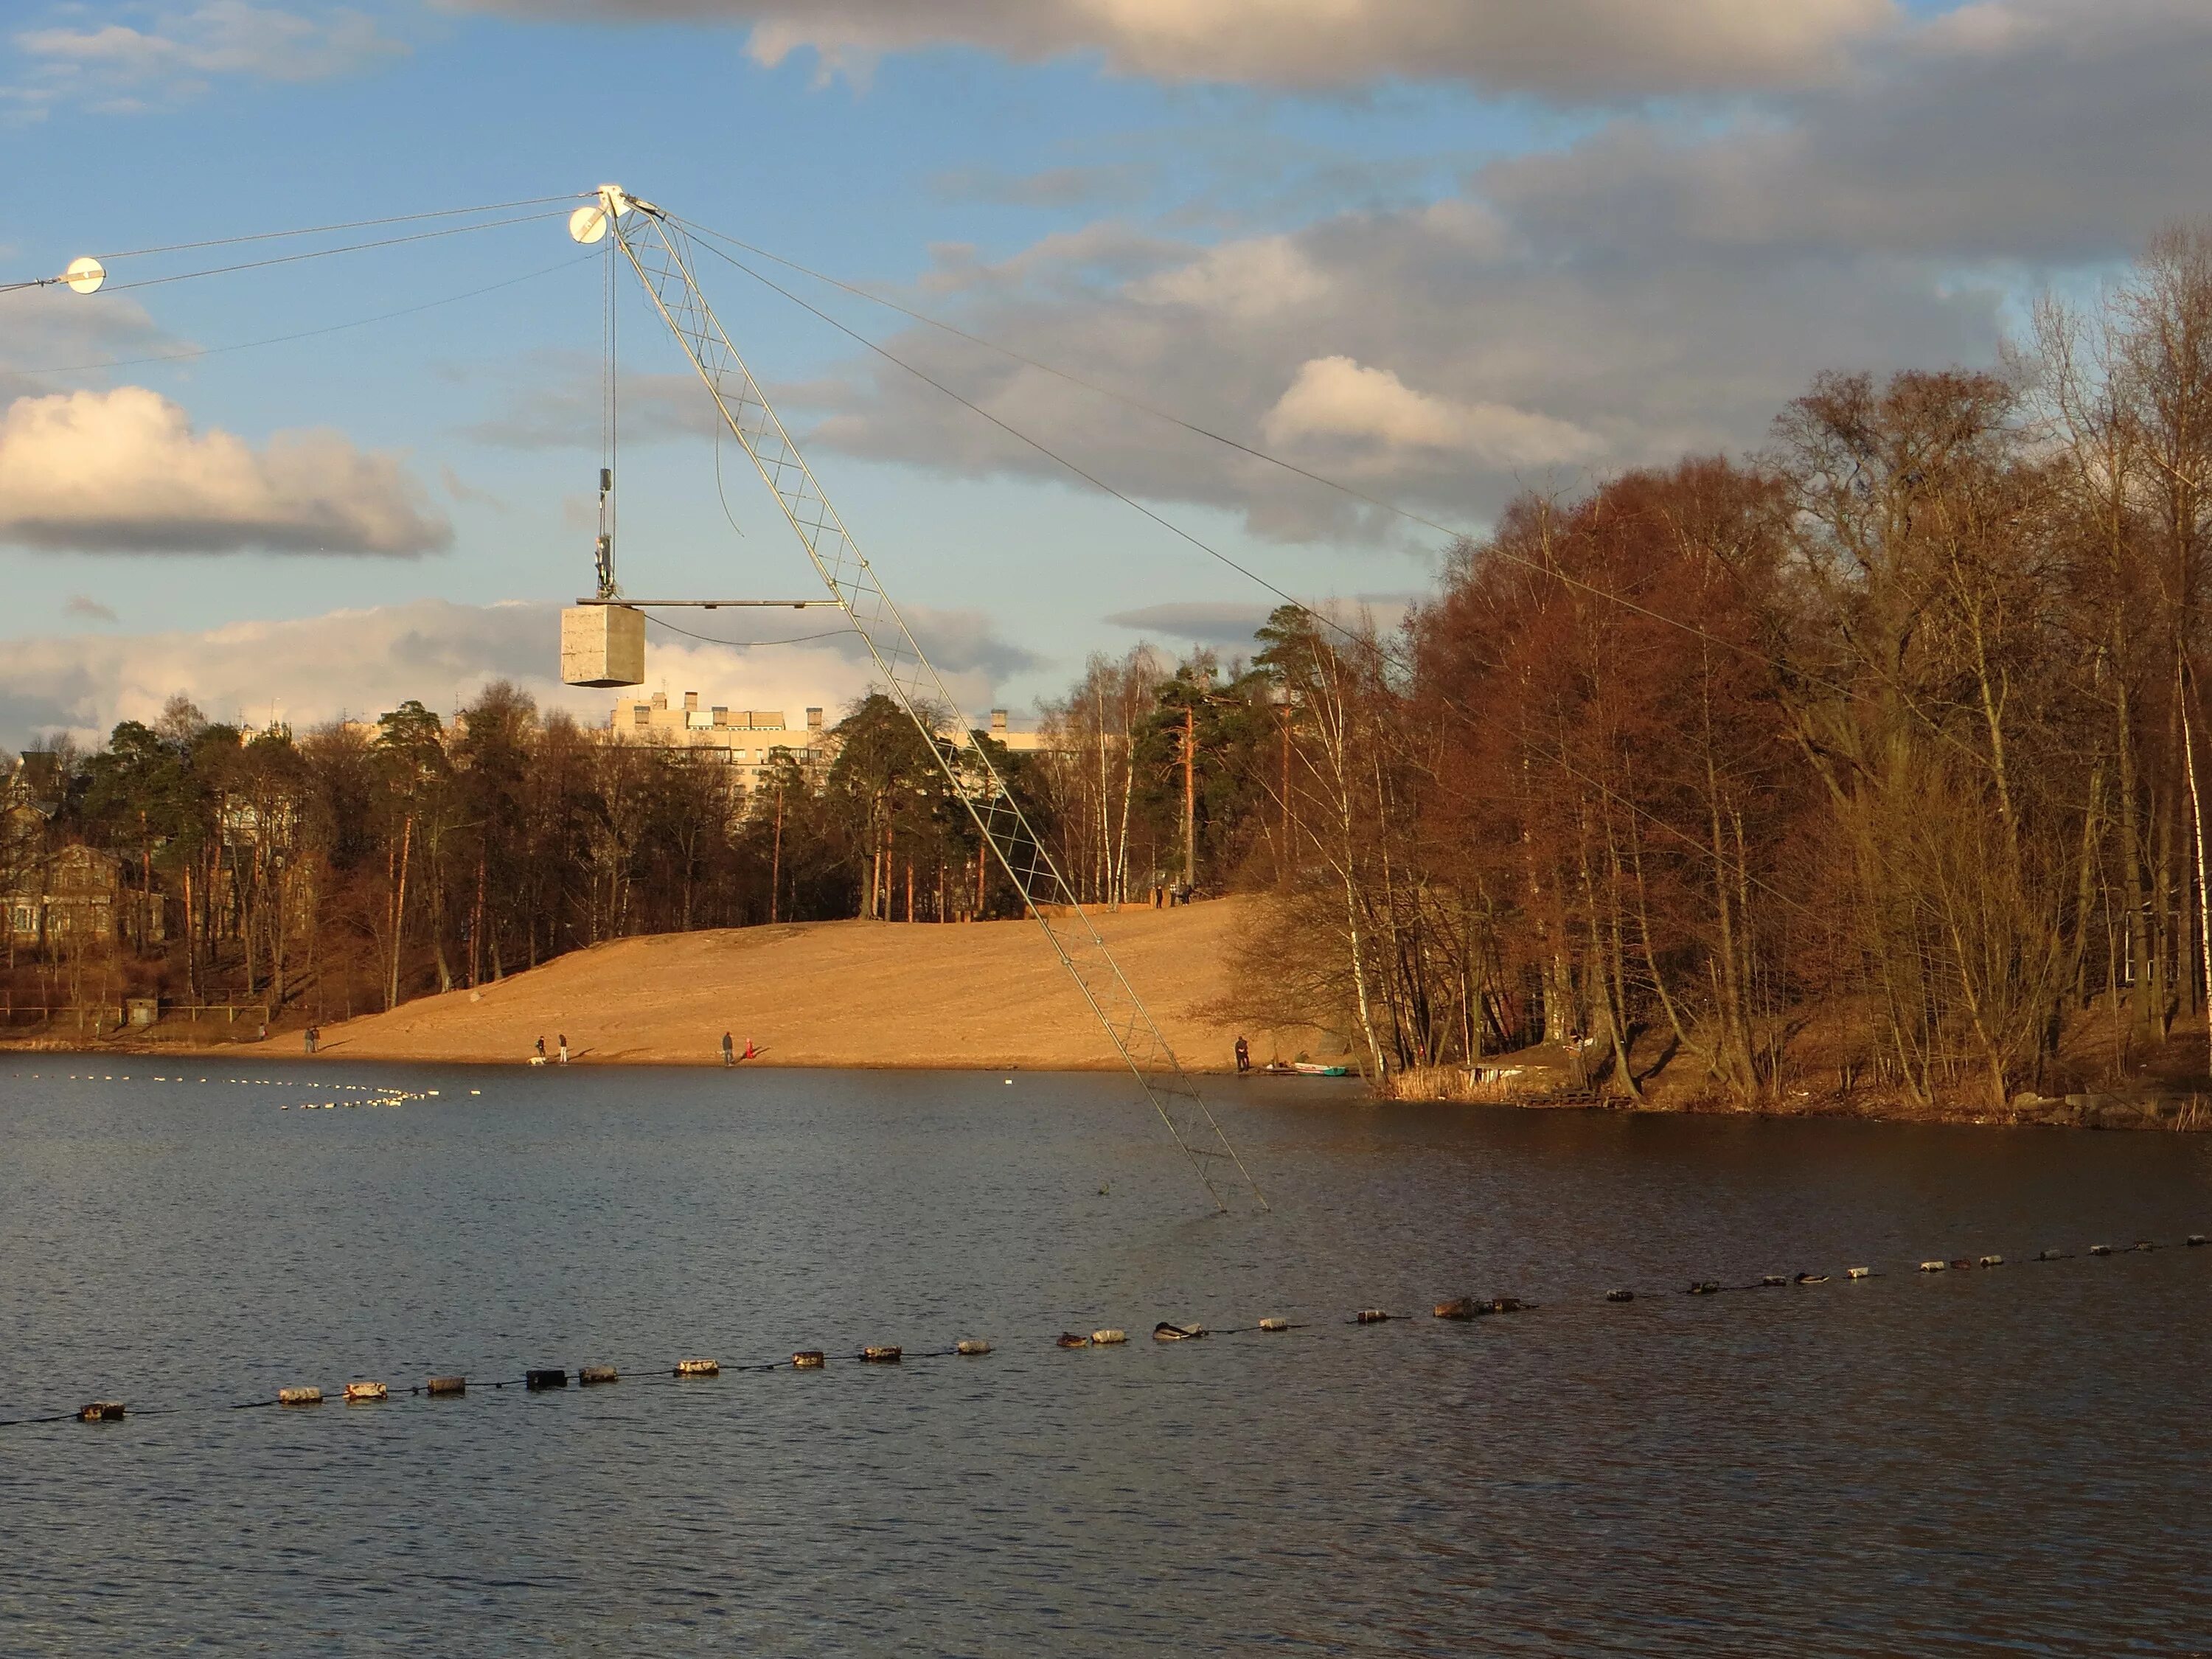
[571, 597, 822, 608]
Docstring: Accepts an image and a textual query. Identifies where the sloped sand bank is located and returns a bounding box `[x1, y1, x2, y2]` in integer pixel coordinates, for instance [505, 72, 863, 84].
[293, 897, 1321, 1071]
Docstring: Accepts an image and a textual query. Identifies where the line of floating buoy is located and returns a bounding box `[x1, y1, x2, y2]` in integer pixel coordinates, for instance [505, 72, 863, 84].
[43, 1074, 439, 1108]
[25, 1230, 2209, 1433]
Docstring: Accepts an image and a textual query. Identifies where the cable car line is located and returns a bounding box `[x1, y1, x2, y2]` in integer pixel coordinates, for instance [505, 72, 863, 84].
[12, 254, 595, 377]
[8, 187, 1829, 964]
[1, 197, 584, 296]
[674, 213, 1466, 540]
[677, 226, 1826, 926]
[642, 616, 852, 650]
[85, 194, 586, 262]
[680, 233, 1318, 656]
[93, 209, 572, 296]
[672, 210, 1921, 765]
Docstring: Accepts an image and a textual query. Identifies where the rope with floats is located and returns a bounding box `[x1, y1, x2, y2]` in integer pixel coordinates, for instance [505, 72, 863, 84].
[7, 1228, 2202, 1431]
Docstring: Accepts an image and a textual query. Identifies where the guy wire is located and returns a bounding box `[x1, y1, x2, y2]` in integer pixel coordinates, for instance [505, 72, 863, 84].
[94, 209, 569, 295]
[15, 255, 596, 376]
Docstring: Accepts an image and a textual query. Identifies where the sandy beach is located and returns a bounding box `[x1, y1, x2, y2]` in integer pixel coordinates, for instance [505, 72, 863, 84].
[251, 896, 1321, 1072]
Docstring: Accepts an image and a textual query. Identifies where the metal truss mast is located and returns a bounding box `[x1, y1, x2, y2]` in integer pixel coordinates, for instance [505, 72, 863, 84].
[588, 185, 1267, 1214]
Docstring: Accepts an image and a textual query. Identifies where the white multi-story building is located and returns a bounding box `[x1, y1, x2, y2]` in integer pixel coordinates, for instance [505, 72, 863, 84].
[613, 691, 824, 792]
[609, 690, 1048, 792]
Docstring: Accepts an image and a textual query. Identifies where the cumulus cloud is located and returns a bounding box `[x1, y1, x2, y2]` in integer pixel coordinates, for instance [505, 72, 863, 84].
[0, 386, 451, 555]
[0, 287, 175, 403]
[1133, 236, 1332, 319]
[752, 0, 2212, 541]
[1104, 600, 1279, 645]
[7, 2, 406, 117]
[778, 201, 1996, 542]
[0, 599, 1038, 749]
[1481, 0, 2212, 262]
[1106, 594, 1416, 646]
[456, 0, 1898, 98]
[1262, 356, 1599, 468]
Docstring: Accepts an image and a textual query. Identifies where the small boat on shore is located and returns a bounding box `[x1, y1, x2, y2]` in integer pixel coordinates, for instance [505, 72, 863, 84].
[1259, 1061, 1354, 1078]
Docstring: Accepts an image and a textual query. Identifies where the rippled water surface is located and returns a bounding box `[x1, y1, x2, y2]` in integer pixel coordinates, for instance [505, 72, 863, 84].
[2, 1056, 2209, 1655]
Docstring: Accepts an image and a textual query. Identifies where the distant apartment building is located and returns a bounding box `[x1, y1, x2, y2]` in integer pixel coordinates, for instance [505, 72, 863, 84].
[616, 691, 824, 790]
[611, 690, 1048, 791]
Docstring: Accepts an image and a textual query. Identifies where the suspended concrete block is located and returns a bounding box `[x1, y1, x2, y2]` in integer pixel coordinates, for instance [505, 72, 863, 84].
[561, 604, 645, 688]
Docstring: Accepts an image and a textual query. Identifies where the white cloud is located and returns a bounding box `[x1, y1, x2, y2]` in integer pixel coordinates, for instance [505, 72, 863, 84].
[0, 286, 175, 402]
[1483, 0, 2212, 262]
[8, 2, 405, 117]
[1262, 355, 1599, 467]
[1105, 594, 1413, 646]
[1104, 600, 1278, 645]
[780, 205, 1995, 542]
[460, 0, 1898, 99]
[759, 0, 2212, 541]
[0, 386, 451, 555]
[1133, 236, 1331, 319]
[0, 599, 1039, 749]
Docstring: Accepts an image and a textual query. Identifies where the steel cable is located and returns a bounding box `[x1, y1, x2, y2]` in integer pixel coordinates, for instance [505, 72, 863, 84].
[0, 1229, 2198, 1431]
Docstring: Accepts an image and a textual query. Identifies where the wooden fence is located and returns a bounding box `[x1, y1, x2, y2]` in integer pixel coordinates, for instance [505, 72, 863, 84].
[0, 1000, 270, 1032]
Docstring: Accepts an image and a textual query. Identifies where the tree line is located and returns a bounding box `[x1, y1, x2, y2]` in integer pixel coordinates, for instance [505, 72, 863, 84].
[0, 665, 1255, 1024]
[11, 224, 2212, 1113]
[1235, 225, 2212, 1109]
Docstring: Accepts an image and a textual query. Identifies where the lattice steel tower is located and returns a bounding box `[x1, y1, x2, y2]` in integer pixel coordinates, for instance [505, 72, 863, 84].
[571, 185, 1267, 1214]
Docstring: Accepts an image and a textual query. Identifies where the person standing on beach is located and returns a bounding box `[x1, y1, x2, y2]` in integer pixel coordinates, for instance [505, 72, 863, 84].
[304, 1026, 319, 1056]
[535, 1036, 546, 1060]
[1235, 1035, 1250, 1074]
[722, 1032, 734, 1067]
[557, 1034, 569, 1064]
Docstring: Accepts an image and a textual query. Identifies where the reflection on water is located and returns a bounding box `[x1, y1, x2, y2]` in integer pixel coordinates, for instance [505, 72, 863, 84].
[2, 1060, 2208, 1655]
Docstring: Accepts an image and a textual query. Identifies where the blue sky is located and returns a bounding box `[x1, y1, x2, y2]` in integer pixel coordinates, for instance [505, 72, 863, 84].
[3, 0, 2207, 745]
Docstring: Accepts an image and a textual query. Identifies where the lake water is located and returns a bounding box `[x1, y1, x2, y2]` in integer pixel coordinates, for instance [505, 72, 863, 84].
[1, 1057, 2208, 1655]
